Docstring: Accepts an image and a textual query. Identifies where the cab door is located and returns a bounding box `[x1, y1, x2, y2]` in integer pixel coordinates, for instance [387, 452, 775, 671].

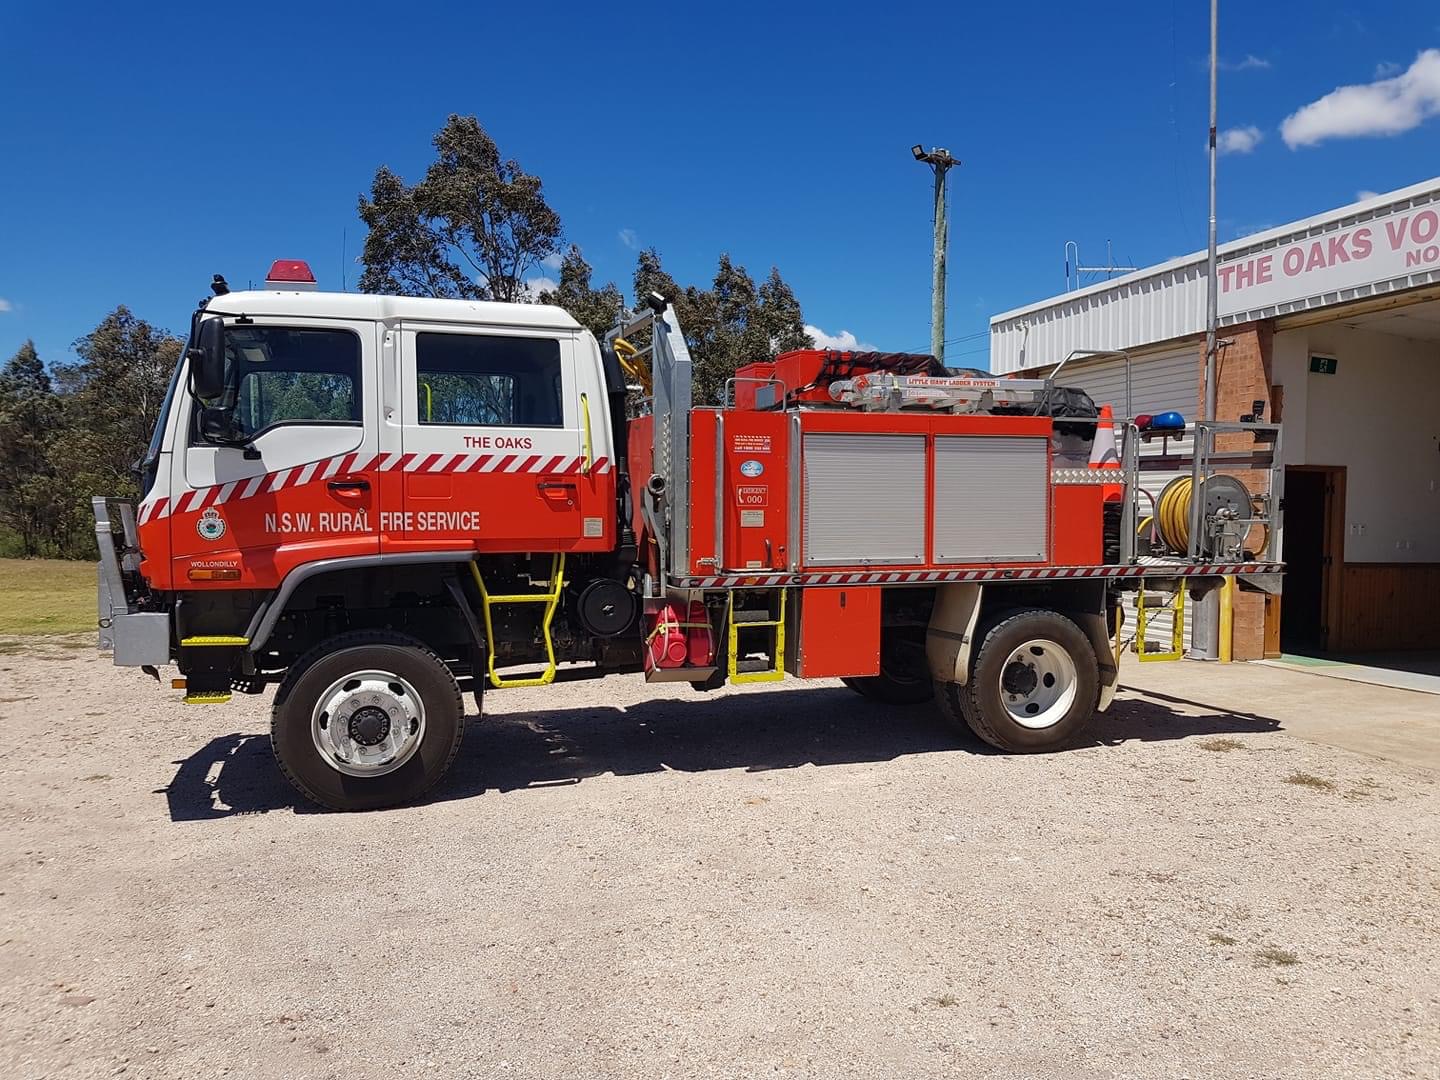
[173, 318, 381, 588]
[388, 324, 613, 554]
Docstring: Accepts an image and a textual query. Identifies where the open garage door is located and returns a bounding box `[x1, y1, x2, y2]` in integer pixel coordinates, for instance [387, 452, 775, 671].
[1270, 293, 1440, 675]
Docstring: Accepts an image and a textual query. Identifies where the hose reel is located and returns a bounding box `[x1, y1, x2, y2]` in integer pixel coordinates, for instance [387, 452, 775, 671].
[1154, 475, 1266, 560]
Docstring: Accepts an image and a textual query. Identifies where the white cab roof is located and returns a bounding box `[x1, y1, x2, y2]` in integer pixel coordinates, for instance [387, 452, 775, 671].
[205, 289, 583, 331]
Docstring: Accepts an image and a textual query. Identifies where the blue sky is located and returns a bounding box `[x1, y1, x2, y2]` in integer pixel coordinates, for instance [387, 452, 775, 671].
[1, 2, 1437, 372]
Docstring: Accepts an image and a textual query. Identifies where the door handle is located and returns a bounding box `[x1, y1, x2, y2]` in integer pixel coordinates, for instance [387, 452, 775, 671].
[538, 481, 577, 491]
[328, 478, 370, 492]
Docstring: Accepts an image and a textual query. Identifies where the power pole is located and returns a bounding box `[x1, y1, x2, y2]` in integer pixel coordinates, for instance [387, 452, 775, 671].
[912, 145, 960, 362]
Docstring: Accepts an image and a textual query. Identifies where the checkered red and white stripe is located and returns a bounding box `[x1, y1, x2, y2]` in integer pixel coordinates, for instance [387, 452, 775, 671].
[137, 452, 610, 525]
[674, 563, 1283, 589]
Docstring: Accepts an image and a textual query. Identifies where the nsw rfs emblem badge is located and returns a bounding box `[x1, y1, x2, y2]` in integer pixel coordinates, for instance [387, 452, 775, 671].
[196, 506, 227, 542]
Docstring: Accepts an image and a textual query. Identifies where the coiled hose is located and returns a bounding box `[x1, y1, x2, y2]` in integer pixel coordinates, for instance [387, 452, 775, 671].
[1156, 477, 1196, 554]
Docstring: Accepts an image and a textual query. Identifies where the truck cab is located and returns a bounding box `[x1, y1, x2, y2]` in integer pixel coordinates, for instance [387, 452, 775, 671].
[137, 277, 619, 595]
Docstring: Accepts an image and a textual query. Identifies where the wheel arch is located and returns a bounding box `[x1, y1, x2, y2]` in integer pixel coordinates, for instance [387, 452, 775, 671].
[926, 580, 1116, 695]
[245, 551, 478, 653]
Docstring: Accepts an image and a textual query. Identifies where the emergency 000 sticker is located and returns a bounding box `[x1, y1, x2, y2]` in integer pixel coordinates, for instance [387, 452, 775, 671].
[735, 485, 767, 507]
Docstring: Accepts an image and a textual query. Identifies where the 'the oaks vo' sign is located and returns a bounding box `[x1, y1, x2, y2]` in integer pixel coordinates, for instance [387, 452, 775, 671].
[1218, 203, 1440, 318]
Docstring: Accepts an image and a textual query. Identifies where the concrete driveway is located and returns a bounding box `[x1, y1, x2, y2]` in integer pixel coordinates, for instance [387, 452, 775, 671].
[1119, 656, 1440, 771]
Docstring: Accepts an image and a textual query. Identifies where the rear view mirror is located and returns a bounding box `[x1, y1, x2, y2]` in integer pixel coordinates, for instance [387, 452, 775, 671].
[188, 317, 226, 400]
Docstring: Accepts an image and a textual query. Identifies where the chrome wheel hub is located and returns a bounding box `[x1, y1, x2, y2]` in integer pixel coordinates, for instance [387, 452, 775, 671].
[998, 639, 1077, 730]
[311, 670, 426, 777]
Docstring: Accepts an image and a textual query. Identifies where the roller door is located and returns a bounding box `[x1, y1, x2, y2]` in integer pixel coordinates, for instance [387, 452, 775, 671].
[803, 433, 926, 566]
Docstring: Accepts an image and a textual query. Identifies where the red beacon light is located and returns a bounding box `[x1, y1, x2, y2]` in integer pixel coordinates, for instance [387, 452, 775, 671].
[263, 259, 318, 291]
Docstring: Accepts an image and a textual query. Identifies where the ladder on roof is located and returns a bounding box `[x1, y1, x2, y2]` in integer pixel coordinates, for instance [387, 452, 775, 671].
[828, 373, 1057, 413]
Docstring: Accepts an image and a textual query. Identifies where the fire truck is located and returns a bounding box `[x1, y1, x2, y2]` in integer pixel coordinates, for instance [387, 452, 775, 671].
[93, 260, 1283, 810]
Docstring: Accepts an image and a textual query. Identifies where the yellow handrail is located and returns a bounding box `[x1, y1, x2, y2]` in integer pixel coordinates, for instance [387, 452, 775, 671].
[469, 554, 566, 688]
[580, 392, 593, 475]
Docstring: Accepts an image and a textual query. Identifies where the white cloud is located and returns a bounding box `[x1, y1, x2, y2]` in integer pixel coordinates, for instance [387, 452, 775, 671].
[1220, 53, 1271, 72]
[0, 297, 11, 313]
[539, 251, 563, 272]
[1282, 48, 1440, 147]
[618, 228, 639, 250]
[1374, 60, 1402, 78]
[1356, 189, 1381, 201]
[804, 324, 877, 352]
[523, 275, 559, 300]
[1217, 125, 1264, 155]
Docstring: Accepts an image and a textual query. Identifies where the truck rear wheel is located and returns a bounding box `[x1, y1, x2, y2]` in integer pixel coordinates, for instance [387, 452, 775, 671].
[841, 630, 932, 705]
[934, 609, 1098, 752]
[271, 631, 464, 811]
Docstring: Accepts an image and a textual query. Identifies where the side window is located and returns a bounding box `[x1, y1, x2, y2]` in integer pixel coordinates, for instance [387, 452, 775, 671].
[223, 327, 361, 439]
[416, 333, 563, 427]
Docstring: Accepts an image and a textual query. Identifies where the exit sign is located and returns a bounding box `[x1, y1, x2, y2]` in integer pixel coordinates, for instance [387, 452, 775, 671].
[1310, 355, 1339, 375]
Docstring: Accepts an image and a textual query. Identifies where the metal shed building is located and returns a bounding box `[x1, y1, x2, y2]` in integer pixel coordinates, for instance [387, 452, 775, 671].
[990, 177, 1440, 660]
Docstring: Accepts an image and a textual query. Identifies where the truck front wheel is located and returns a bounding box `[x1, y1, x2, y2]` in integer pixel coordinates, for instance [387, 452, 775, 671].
[271, 631, 465, 811]
[934, 609, 1099, 752]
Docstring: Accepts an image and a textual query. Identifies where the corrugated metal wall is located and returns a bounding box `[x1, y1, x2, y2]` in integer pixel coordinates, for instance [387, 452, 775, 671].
[990, 178, 1440, 374]
[992, 264, 1211, 374]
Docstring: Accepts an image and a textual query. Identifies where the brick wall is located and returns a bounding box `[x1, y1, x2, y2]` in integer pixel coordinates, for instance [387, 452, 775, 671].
[1197, 321, 1275, 660]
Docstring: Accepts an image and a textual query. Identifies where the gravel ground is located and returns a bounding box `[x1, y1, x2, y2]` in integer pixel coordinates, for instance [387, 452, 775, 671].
[2, 635, 1438, 1080]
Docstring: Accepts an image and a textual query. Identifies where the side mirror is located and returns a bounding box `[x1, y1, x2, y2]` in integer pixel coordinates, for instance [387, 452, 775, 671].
[187, 317, 226, 400]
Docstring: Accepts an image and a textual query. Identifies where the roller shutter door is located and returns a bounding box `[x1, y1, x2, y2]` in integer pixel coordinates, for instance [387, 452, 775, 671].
[932, 436, 1048, 562]
[1062, 347, 1199, 649]
[803, 433, 926, 566]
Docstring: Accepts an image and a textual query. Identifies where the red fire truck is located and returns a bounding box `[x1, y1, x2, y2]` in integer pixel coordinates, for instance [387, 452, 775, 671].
[94, 261, 1283, 810]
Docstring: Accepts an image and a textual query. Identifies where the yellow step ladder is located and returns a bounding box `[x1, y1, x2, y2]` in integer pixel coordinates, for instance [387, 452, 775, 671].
[727, 589, 786, 684]
[1135, 583, 1185, 662]
[178, 635, 250, 703]
[470, 555, 566, 688]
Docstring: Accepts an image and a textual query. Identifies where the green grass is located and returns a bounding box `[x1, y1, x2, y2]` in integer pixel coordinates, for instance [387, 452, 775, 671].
[0, 559, 96, 635]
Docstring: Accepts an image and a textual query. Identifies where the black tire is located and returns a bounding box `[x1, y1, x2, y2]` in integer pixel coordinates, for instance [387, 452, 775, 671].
[271, 630, 464, 811]
[841, 673, 933, 705]
[933, 608, 1099, 752]
[841, 630, 933, 705]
